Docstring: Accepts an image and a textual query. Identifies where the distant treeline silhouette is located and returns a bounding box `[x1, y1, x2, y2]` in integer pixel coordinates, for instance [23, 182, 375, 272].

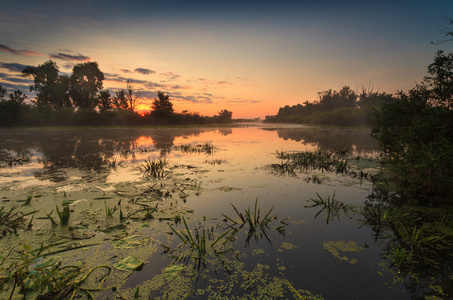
[0, 60, 233, 127]
[264, 85, 394, 126]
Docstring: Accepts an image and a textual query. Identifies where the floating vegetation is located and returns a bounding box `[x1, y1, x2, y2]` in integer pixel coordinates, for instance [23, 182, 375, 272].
[141, 158, 168, 178]
[305, 192, 353, 224]
[0, 151, 32, 168]
[205, 159, 227, 165]
[323, 240, 363, 264]
[113, 256, 144, 271]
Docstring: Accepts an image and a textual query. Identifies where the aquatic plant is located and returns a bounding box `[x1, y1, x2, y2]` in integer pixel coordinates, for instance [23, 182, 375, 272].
[141, 158, 168, 178]
[225, 199, 277, 244]
[176, 143, 215, 155]
[0, 241, 113, 299]
[105, 201, 118, 218]
[56, 203, 70, 225]
[0, 206, 37, 234]
[305, 192, 352, 224]
[107, 158, 124, 171]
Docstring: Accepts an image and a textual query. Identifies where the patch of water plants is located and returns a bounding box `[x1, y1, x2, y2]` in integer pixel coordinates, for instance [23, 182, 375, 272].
[271, 148, 376, 181]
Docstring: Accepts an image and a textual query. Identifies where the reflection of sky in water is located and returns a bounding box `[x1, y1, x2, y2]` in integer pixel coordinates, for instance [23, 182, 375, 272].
[0, 126, 409, 299]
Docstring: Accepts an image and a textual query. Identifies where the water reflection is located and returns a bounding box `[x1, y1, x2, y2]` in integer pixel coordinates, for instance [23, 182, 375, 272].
[265, 127, 378, 154]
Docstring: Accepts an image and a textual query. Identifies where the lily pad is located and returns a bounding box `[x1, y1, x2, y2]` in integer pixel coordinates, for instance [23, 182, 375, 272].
[112, 234, 150, 249]
[163, 264, 185, 279]
[113, 256, 144, 271]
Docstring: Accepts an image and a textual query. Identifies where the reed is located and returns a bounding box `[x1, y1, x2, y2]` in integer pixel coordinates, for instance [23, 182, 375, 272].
[56, 203, 70, 225]
[141, 158, 168, 178]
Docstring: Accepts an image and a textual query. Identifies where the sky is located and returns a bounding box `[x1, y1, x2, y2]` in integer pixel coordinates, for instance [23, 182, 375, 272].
[1, 0, 452, 118]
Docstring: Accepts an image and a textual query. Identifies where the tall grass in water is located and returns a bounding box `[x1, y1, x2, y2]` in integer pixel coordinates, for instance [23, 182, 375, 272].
[141, 158, 168, 178]
[305, 192, 352, 224]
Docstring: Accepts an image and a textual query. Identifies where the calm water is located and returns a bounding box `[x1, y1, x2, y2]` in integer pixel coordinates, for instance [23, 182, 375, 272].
[0, 124, 410, 299]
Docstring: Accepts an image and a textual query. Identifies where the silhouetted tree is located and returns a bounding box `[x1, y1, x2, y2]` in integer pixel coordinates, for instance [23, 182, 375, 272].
[112, 89, 128, 110]
[126, 79, 141, 112]
[217, 109, 233, 122]
[151, 91, 173, 118]
[70, 61, 104, 110]
[0, 85, 6, 101]
[98, 90, 112, 111]
[22, 60, 72, 109]
[9, 90, 27, 103]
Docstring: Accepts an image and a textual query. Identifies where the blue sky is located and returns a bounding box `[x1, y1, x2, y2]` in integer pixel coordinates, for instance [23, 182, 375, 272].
[1, 0, 452, 117]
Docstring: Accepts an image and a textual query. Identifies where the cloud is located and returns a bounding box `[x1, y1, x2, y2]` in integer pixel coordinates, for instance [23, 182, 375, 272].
[135, 68, 155, 75]
[0, 62, 29, 73]
[120, 69, 132, 73]
[226, 99, 262, 104]
[0, 44, 42, 56]
[160, 72, 180, 80]
[49, 53, 91, 61]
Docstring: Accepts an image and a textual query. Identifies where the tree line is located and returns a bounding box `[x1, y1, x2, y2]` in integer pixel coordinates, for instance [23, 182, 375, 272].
[264, 85, 394, 126]
[0, 60, 233, 126]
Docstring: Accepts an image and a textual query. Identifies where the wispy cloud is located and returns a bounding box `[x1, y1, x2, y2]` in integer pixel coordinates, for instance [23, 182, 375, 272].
[0, 44, 42, 56]
[135, 68, 155, 75]
[0, 62, 29, 73]
[49, 53, 91, 61]
[226, 99, 262, 104]
[120, 69, 132, 73]
[160, 72, 180, 80]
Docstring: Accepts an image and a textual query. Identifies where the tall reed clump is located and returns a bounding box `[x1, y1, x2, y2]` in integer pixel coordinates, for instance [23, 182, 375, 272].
[141, 158, 168, 178]
[224, 198, 276, 243]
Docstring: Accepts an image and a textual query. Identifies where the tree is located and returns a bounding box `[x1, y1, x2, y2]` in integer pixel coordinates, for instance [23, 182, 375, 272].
[0, 85, 6, 101]
[98, 90, 112, 111]
[22, 60, 71, 109]
[217, 109, 233, 122]
[9, 90, 27, 103]
[125, 79, 141, 112]
[372, 51, 453, 201]
[151, 91, 174, 118]
[70, 61, 104, 110]
[112, 89, 128, 110]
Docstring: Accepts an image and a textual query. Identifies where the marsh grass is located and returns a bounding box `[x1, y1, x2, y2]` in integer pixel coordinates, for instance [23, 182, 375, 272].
[141, 158, 168, 178]
[0, 206, 37, 234]
[0, 241, 112, 299]
[56, 203, 70, 225]
[176, 143, 215, 155]
[107, 158, 124, 171]
[273, 148, 356, 177]
[224, 199, 277, 244]
[105, 201, 118, 218]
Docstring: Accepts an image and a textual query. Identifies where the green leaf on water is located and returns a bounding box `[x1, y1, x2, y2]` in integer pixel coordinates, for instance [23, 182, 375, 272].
[113, 256, 144, 271]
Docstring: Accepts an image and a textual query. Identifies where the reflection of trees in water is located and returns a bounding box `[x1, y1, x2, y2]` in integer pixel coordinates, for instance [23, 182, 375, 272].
[0, 128, 219, 182]
[218, 128, 232, 136]
[361, 188, 453, 299]
[271, 128, 378, 154]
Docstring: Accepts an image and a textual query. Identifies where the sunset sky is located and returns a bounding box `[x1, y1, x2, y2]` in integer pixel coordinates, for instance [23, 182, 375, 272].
[1, 0, 452, 118]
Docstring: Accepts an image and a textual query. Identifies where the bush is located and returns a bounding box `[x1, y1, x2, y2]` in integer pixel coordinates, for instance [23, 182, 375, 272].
[372, 51, 453, 202]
